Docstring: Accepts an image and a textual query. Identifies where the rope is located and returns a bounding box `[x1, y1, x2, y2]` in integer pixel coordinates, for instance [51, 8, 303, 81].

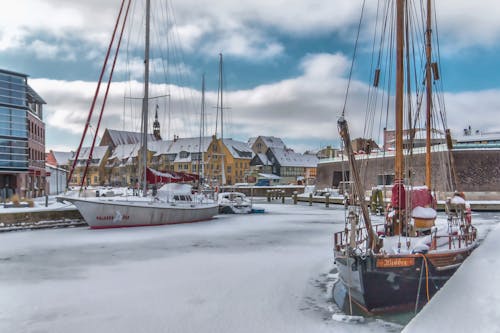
[416, 253, 430, 302]
[341, 0, 366, 117]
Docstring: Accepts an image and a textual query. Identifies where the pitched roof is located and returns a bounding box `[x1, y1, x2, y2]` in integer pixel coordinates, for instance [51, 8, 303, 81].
[109, 143, 140, 160]
[51, 151, 73, 165]
[255, 153, 270, 165]
[71, 146, 109, 161]
[259, 136, 286, 149]
[223, 138, 253, 159]
[269, 147, 318, 167]
[168, 136, 212, 154]
[104, 129, 158, 146]
[149, 140, 173, 156]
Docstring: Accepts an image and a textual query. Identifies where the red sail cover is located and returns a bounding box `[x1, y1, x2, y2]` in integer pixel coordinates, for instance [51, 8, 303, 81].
[410, 187, 435, 209]
[146, 168, 199, 184]
[391, 180, 406, 209]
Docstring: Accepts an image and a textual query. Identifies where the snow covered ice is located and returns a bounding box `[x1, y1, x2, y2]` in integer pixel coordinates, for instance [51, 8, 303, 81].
[0, 201, 497, 332]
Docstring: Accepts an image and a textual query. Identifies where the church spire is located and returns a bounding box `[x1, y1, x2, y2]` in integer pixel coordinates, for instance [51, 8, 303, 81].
[153, 104, 161, 140]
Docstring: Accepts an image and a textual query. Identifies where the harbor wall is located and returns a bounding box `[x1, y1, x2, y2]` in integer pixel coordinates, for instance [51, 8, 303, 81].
[316, 149, 500, 193]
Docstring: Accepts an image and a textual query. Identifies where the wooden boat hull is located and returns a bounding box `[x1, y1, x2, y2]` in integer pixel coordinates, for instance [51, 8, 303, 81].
[334, 246, 476, 313]
[60, 196, 219, 229]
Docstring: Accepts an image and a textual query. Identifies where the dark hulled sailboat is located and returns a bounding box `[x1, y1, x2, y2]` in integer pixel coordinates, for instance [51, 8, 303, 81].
[333, 0, 477, 314]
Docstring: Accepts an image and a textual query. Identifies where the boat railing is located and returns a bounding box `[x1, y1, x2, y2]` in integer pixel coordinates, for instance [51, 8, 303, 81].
[334, 223, 477, 252]
[334, 223, 385, 252]
[433, 225, 477, 250]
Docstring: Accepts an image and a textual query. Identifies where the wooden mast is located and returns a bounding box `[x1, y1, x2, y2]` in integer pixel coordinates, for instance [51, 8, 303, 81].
[395, 0, 405, 182]
[392, 0, 406, 235]
[141, 0, 151, 196]
[425, 0, 433, 188]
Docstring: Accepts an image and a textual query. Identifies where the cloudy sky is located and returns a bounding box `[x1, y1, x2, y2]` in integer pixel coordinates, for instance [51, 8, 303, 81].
[1, 0, 500, 153]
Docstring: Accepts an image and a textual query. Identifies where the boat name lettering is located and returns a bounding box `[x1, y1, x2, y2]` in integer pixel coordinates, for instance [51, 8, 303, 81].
[96, 215, 130, 220]
[376, 257, 415, 268]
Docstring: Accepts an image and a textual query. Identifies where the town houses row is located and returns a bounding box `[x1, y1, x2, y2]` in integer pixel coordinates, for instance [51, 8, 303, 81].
[47, 129, 333, 188]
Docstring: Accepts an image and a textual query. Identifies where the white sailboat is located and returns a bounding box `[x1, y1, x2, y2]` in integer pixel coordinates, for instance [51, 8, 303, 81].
[60, 0, 218, 228]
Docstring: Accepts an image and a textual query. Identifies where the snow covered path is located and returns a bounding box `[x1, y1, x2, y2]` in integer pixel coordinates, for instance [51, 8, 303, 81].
[0, 203, 400, 333]
[404, 213, 500, 333]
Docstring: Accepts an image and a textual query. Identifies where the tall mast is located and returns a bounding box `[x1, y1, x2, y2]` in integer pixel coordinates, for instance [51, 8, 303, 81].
[141, 0, 151, 196]
[425, 0, 433, 188]
[198, 74, 206, 187]
[218, 53, 226, 185]
[395, 0, 405, 182]
[219, 53, 224, 142]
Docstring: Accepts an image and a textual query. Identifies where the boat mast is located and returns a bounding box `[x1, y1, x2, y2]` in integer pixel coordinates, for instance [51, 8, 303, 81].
[395, 0, 405, 183]
[198, 74, 206, 187]
[141, 0, 151, 196]
[425, 0, 433, 189]
[218, 53, 226, 185]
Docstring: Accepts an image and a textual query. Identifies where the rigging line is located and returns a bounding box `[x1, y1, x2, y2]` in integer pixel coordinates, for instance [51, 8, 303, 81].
[167, 0, 198, 138]
[68, 0, 127, 189]
[341, 0, 366, 117]
[81, 0, 132, 190]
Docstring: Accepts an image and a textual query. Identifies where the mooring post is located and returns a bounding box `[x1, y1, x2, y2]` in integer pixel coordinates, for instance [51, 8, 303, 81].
[282, 191, 285, 204]
[309, 192, 313, 206]
[267, 190, 271, 202]
[293, 191, 297, 204]
[325, 192, 330, 208]
[45, 194, 48, 207]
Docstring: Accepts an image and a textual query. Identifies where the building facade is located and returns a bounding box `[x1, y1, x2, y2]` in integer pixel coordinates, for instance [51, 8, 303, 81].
[205, 136, 252, 186]
[0, 69, 46, 198]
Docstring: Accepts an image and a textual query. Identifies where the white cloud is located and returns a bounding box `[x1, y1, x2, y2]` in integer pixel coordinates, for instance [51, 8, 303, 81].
[30, 51, 500, 153]
[2, 1, 499, 64]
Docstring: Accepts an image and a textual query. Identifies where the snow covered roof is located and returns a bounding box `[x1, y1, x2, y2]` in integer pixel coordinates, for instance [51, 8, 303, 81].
[109, 144, 140, 160]
[223, 138, 253, 159]
[256, 153, 270, 165]
[52, 151, 73, 165]
[149, 140, 173, 156]
[247, 137, 257, 147]
[259, 136, 286, 149]
[169, 136, 212, 154]
[104, 129, 157, 146]
[70, 146, 109, 166]
[269, 148, 318, 167]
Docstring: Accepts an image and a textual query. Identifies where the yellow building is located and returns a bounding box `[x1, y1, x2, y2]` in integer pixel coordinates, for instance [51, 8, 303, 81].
[68, 146, 110, 186]
[205, 136, 253, 186]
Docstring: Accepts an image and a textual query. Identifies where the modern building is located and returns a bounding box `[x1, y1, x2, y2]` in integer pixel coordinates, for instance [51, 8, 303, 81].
[0, 68, 46, 198]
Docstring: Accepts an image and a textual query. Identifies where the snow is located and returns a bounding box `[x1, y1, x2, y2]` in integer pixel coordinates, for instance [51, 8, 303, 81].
[0, 202, 400, 333]
[0, 202, 497, 332]
[404, 219, 500, 333]
[411, 206, 437, 219]
[450, 195, 466, 205]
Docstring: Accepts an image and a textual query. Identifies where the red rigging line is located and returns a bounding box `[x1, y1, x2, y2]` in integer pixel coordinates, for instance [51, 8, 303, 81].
[67, 0, 128, 188]
[80, 0, 132, 189]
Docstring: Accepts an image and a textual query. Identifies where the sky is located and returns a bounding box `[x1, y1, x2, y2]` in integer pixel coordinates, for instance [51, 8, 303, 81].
[1, 0, 500, 153]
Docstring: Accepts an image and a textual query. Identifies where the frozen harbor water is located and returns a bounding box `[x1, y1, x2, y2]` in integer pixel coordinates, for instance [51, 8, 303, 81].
[0, 201, 497, 332]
